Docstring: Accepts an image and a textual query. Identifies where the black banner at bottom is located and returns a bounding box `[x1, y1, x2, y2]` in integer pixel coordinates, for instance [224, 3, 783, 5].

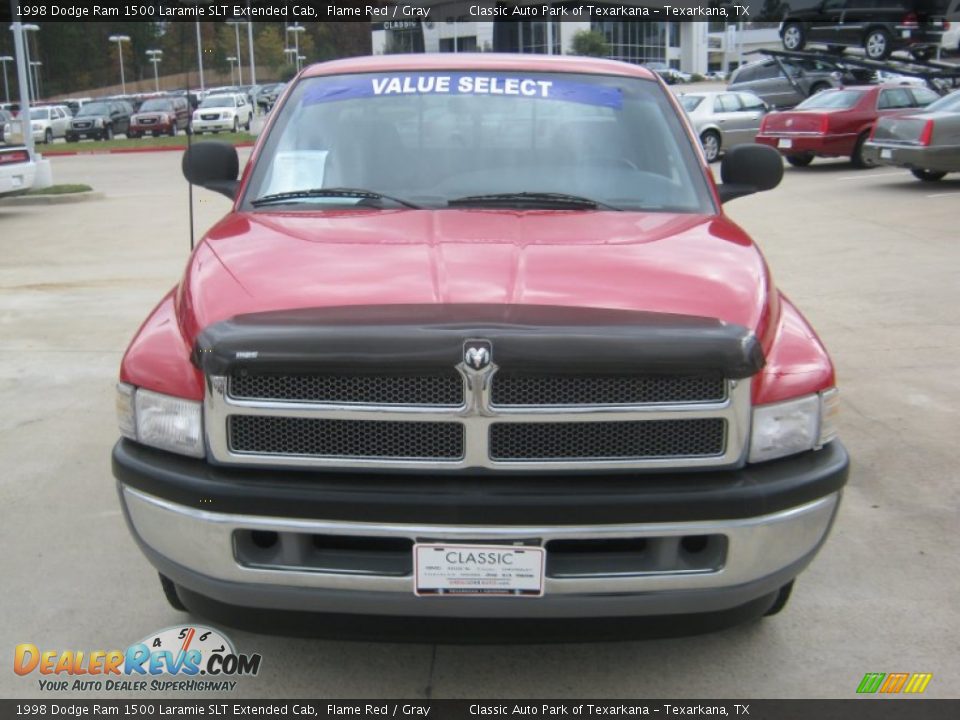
[2, 700, 959, 720]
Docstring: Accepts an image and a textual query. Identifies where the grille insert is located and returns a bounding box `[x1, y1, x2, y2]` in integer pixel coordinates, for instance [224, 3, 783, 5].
[491, 375, 726, 407]
[229, 416, 464, 460]
[229, 373, 464, 406]
[489, 419, 725, 461]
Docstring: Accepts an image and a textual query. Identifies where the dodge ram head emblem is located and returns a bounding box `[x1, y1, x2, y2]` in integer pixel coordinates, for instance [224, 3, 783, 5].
[463, 340, 492, 371]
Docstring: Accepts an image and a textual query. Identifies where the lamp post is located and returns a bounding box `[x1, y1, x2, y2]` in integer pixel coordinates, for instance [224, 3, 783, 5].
[286, 24, 305, 73]
[109, 35, 131, 95]
[29, 60, 41, 100]
[0, 56, 12, 103]
[226, 20, 243, 86]
[246, 10, 256, 86]
[226, 56, 237, 86]
[195, 21, 205, 93]
[146, 49, 162, 92]
[21, 24, 39, 103]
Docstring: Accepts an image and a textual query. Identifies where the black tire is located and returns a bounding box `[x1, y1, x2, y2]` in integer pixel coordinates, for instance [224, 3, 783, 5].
[128, 131, 139, 139]
[700, 130, 721, 163]
[781, 22, 806, 52]
[764, 580, 794, 617]
[102, 125, 113, 141]
[786, 153, 814, 167]
[66, 135, 78, 143]
[851, 131, 876, 168]
[168, 124, 176, 137]
[232, 117, 239, 133]
[244, 117, 251, 131]
[864, 27, 892, 60]
[159, 574, 188, 612]
[44, 129, 52, 145]
[911, 169, 947, 182]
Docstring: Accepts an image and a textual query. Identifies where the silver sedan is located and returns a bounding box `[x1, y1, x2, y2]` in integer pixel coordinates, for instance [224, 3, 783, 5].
[677, 91, 769, 163]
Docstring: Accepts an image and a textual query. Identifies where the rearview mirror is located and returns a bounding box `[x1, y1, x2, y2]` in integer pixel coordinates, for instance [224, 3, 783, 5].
[182, 141, 239, 200]
[717, 144, 783, 203]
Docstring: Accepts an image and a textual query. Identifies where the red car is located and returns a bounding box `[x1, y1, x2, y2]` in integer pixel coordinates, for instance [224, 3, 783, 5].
[113, 54, 848, 635]
[128, 96, 190, 138]
[755, 83, 940, 167]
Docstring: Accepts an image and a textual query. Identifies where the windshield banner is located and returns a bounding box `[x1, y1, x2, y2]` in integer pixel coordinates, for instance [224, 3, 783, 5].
[302, 73, 623, 109]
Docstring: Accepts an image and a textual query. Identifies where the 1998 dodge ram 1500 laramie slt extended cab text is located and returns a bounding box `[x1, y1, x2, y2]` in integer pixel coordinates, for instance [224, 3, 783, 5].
[113, 54, 849, 638]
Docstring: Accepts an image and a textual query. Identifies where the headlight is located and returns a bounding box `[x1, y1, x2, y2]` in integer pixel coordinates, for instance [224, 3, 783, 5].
[93, 118, 103, 127]
[32, 122, 42, 131]
[116, 383, 204, 458]
[748, 389, 839, 463]
[221, 110, 234, 118]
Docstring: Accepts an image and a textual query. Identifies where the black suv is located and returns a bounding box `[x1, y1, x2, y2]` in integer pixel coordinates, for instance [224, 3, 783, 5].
[779, 0, 949, 60]
[66, 101, 133, 142]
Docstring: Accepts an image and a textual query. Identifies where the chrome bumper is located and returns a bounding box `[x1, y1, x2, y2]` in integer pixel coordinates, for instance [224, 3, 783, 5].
[121, 484, 839, 602]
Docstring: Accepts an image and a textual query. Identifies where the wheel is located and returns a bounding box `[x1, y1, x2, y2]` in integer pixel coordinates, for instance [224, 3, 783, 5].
[911, 169, 946, 182]
[700, 130, 721, 163]
[809, 82, 831, 95]
[786, 153, 814, 167]
[128, 131, 139, 139]
[168, 124, 176, 137]
[244, 116, 251, 132]
[864, 28, 892, 60]
[44, 129, 52, 145]
[232, 117, 239, 133]
[764, 580, 794, 617]
[851, 131, 876, 168]
[66, 135, 78, 143]
[102, 125, 113, 141]
[781, 22, 806, 52]
[159, 574, 188, 612]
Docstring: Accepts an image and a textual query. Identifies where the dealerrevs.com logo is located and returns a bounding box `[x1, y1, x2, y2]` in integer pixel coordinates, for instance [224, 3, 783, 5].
[14, 625, 262, 692]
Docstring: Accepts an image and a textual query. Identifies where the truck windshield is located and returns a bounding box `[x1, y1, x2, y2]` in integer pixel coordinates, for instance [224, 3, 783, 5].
[243, 71, 713, 213]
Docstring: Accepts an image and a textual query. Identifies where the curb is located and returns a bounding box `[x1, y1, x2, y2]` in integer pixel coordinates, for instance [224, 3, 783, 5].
[0, 190, 105, 206]
[42, 142, 256, 158]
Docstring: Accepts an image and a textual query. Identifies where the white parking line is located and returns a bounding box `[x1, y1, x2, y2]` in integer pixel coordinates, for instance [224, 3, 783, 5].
[837, 171, 907, 181]
[926, 192, 960, 198]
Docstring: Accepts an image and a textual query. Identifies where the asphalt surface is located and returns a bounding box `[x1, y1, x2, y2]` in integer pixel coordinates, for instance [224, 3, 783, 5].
[1, 148, 958, 700]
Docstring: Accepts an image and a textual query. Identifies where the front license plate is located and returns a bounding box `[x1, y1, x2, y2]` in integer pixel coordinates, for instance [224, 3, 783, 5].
[778, 138, 793, 149]
[414, 544, 545, 597]
[880, 149, 893, 159]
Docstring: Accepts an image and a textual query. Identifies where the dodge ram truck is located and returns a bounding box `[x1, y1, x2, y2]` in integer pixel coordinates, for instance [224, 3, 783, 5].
[113, 54, 848, 637]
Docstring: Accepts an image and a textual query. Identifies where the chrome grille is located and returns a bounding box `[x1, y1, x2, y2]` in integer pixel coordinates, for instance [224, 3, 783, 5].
[489, 419, 726, 461]
[492, 374, 726, 407]
[229, 416, 464, 460]
[229, 373, 464, 406]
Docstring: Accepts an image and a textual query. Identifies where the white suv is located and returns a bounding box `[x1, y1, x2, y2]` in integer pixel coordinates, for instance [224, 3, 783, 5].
[192, 93, 253, 135]
[3, 105, 72, 144]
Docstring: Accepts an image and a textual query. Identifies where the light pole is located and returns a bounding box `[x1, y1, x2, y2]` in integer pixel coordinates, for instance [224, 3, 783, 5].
[21, 24, 39, 103]
[226, 56, 237, 86]
[195, 21, 205, 93]
[0, 56, 12, 103]
[146, 49, 162, 92]
[246, 10, 256, 86]
[29, 60, 41, 100]
[286, 24, 305, 73]
[226, 20, 243, 85]
[109, 35, 131, 95]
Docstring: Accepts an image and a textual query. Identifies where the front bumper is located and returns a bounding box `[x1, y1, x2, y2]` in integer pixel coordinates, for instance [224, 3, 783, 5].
[193, 118, 235, 133]
[863, 141, 960, 173]
[114, 439, 848, 620]
[131, 121, 173, 134]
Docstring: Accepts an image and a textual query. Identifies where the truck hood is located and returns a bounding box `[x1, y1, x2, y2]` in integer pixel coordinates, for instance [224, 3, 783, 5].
[178, 209, 776, 348]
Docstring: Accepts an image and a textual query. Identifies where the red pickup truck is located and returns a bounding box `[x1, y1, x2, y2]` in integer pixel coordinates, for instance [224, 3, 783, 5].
[113, 55, 848, 637]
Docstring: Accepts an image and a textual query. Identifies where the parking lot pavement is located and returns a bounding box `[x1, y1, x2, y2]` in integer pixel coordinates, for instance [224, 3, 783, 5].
[1, 153, 958, 700]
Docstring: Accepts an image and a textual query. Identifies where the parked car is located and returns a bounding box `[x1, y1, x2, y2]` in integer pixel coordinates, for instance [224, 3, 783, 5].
[128, 96, 191, 138]
[115, 54, 849, 635]
[727, 57, 843, 109]
[755, 83, 941, 167]
[255, 83, 285, 114]
[678, 90, 770, 162]
[779, 0, 949, 60]
[644, 62, 685, 85]
[191, 93, 253, 134]
[0, 145, 36, 198]
[0, 109, 14, 144]
[7, 105, 72, 144]
[864, 88, 960, 180]
[66, 101, 133, 142]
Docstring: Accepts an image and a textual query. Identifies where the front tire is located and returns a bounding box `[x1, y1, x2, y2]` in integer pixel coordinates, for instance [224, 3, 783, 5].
[851, 131, 876, 168]
[102, 125, 113, 141]
[244, 115, 251, 131]
[911, 169, 946, 182]
[786, 153, 814, 167]
[700, 130, 721, 163]
[782, 22, 806, 52]
[232, 117, 239, 133]
[864, 28, 892, 60]
[44, 129, 53, 145]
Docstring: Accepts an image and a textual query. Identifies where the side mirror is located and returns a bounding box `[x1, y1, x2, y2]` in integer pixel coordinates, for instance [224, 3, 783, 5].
[717, 144, 783, 203]
[182, 141, 239, 200]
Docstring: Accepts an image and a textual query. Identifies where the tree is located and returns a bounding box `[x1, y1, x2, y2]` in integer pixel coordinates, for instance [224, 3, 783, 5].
[570, 30, 609, 58]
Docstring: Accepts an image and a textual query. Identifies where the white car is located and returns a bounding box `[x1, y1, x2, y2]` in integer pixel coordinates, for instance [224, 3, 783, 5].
[3, 105, 72, 144]
[192, 93, 253, 135]
[0, 146, 37, 198]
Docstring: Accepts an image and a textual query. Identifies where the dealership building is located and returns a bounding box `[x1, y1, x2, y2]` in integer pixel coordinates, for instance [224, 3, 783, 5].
[371, 1, 783, 74]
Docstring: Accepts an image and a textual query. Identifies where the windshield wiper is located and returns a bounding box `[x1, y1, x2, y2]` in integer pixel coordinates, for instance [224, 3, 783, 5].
[447, 192, 621, 211]
[251, 187, 421, 209]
